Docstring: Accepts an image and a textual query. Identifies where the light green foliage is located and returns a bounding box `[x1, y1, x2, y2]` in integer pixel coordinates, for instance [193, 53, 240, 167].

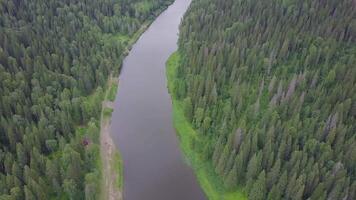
[107, 83, 119, 102]
[103, 108, 114, 118]
[113, 152, 124, 190]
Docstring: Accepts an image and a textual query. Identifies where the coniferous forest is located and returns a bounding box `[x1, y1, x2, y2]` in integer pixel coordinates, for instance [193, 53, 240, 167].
[0, 0, 173, 199]
[173, 0, 356, 199]
[1, 0, 356, 199]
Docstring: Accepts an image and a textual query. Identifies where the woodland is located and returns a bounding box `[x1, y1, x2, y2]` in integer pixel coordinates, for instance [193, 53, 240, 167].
[173, 0, 356, 199]
[0, 0, 172, 199]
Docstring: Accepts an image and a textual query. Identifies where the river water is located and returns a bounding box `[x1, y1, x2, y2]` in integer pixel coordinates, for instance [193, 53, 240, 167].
[110, 0, 206, 199]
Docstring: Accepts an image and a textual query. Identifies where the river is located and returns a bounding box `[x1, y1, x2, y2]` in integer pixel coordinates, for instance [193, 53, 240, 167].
[110, 0, 206, 199]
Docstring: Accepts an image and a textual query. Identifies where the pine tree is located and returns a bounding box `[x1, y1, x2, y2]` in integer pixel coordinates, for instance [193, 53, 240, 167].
[248, 171, 266, 200]
[267, 184, 281, 200]
[267, 159, 281, 190]
[246, 152, 262, 182]
[224, 163, 238, 189]
[183, 97, 193, 122]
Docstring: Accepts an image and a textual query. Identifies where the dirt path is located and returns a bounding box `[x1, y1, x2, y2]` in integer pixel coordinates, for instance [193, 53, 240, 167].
[100, 77, 122, 200]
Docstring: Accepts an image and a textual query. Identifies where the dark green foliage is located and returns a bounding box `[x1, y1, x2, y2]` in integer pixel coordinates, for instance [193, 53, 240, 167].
[0, 0, 173, 198]
[176, 0, 356, 199]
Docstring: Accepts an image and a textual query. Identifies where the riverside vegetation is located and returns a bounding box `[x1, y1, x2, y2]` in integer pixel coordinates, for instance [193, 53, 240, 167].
[0, 0, 173, 199]
[167, 52, 246, 200]
[170, 0, 356, 200]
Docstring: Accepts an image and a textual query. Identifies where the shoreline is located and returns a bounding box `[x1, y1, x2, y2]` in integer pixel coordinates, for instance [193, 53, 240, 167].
[166, 52, 247, 200]
[98, 3, 175, 199]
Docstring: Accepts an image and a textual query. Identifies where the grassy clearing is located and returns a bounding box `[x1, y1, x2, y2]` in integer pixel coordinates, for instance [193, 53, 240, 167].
[103, 107, 114, 118]
[107, 82, 118, 102]
[113, 151, 124, 189]
[166, 52, 247, 200]
[115, 34, 130, 43]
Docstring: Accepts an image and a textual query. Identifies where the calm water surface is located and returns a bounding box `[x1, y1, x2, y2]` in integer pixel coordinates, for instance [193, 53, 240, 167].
[110, 0, 206, 199]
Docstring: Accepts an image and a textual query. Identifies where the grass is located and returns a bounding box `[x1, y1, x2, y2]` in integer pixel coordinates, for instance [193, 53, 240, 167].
[103, 107, 114, 118]
[166, 52, 247, 200]
[115, 34, 130, 43]
[107, 82, 118, 102]
[113, 151, 124, 189]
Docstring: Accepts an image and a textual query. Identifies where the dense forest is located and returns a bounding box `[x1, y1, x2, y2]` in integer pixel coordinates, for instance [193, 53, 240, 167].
[174, 0, 356, 199]
[0, 0, 172, 199]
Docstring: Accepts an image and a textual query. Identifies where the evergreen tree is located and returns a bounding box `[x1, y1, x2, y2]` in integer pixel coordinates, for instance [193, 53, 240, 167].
[248, 171, 266, 200]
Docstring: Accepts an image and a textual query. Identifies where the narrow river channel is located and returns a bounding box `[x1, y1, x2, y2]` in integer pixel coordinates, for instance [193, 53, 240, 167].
[110, 0, 206, 199]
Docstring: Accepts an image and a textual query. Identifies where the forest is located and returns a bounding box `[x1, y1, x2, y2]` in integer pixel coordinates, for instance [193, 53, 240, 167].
[0, 0, 173, 199]
[173, 0, 356, 199]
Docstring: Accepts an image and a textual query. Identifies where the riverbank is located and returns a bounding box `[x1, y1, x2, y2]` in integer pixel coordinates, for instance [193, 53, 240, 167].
[98, 19, 158, 200]
[99, 76, 122, 200]
[166, 52, 247, 200]
[98, 3, 176, 199]
[109, 0, 206, 198]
